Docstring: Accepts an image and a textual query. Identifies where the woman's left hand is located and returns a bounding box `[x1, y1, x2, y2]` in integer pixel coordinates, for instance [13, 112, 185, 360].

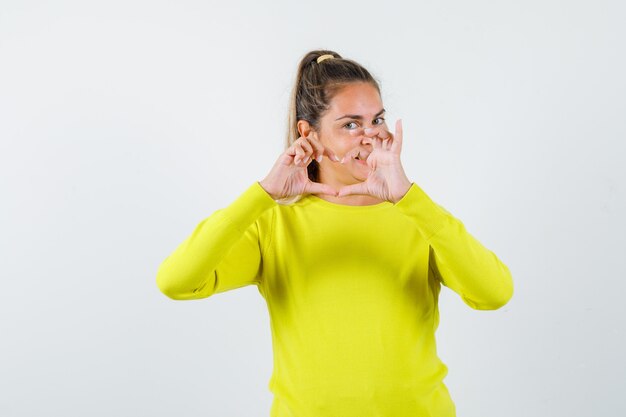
[337, 119, 412, 203]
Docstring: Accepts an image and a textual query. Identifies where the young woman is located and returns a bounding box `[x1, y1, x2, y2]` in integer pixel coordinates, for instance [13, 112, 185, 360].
[156, 49, 514, 417]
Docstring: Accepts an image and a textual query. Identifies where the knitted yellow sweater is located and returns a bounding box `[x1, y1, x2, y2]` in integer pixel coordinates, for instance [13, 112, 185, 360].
[156, 181, 514, 417]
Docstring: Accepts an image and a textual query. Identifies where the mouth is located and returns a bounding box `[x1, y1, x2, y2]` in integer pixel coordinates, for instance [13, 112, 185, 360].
[353, 151, 369, 163]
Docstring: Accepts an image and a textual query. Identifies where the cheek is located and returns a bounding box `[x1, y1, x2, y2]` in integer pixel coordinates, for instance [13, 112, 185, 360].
[321, 132, 351, 152]
[335, 128, 357, 143]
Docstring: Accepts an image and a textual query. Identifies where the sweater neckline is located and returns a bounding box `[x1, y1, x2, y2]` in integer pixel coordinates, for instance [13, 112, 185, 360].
[302, 194, 393, 211]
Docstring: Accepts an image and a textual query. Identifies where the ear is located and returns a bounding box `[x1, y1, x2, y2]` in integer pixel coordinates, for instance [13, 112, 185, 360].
[297, 120, 314, 138]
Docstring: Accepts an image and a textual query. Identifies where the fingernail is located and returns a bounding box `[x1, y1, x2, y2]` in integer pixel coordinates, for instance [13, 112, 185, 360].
[318, 154, 323, 162]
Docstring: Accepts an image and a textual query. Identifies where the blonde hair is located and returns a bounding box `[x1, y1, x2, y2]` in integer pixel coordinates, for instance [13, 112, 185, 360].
[276, 49, 381, 205]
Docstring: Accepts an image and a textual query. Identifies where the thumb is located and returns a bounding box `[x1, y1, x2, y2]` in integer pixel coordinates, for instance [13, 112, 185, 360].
[337, 181, 369, 198]
[306, 180, 338, 196]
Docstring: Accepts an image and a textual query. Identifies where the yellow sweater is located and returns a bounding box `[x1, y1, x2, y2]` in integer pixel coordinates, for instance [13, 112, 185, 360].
[156, 181, 514, 417]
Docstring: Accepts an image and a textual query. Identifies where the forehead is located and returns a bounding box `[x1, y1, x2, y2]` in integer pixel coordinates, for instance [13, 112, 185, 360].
[327, 82, 382, 115]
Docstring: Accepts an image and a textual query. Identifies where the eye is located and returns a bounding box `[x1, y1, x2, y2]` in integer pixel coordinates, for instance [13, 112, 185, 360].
[373, 117, 385, 125]
[343, 121, 359, 129]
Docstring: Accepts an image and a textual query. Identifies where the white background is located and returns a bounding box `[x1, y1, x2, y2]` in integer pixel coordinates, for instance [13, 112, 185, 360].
[1, 1, 624, 416]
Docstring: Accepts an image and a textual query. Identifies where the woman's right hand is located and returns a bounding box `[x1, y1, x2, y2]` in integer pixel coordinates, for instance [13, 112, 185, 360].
[259, 132, 341, 200]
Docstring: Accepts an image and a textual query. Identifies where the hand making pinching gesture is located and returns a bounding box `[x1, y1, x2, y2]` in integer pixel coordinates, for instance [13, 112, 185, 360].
[337, 119, 412, 203]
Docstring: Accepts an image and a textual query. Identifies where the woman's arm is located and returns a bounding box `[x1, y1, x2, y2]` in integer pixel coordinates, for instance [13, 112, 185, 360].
[394, 183, 514, 310]
[156, 182, 277, 300]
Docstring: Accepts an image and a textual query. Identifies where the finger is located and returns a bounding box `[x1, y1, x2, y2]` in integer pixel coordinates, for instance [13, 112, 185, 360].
[298, 154, 312, 166]
[337, 181, 369, 198]
[304, 134, 325, 162]
[292, 143, 306, 164]
[310, 132, 341, 162]
[371, 135, 382, 150]
[297, 136, 314, 157]
[285, 144, 298, 163]
[391, 119, 403, 153]
[305, 180, 338, 196]
[339, 146, 362, 164]
[294, 144, 305, 164]
[364, 126, 391, 140]
[286, 141, 304, 156]
[325, 147, 342, 162]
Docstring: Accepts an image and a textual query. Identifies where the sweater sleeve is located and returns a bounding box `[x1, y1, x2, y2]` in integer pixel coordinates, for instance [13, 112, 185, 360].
[393, 182, 514, 310]
[156, 182, 277, 300]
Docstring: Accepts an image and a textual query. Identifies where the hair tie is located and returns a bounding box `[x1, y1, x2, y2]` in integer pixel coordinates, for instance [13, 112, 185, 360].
[316, 54, 335, 64]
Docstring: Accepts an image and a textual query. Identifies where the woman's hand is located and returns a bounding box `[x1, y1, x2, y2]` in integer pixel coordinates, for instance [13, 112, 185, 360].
[337, 119, 412, 203]
[259, 132, 341, 200]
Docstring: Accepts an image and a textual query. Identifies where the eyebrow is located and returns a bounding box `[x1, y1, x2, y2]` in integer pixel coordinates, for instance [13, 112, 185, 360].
[335, 108, 386, 121]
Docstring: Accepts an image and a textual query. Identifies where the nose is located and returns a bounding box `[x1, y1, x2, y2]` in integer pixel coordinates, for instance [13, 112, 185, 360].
[360, 127, 378, 145]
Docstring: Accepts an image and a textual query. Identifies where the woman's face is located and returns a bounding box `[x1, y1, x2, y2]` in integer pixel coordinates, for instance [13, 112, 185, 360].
[313, 82, 388, 186]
